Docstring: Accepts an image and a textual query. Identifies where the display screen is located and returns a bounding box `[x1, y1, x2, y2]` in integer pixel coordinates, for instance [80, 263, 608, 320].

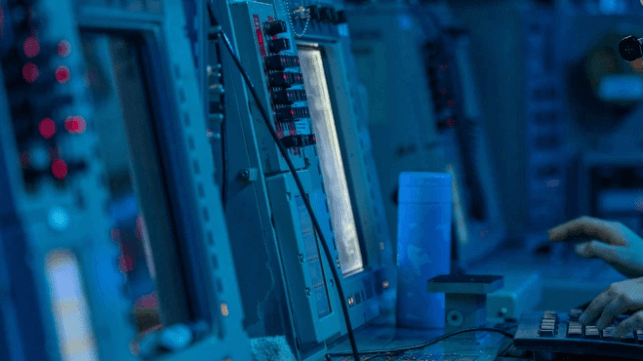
[80, 33, 184, 334]
[297, 46, 364, 276]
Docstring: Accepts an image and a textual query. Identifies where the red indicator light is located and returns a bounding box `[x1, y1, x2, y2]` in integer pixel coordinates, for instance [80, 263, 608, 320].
[118, 252, 134, 273]
[447, 100, 455, 108]
[439, 88, 447, 95]
[19, 152, 30, 169]
[57, 40, 71, 57]
[22, 63, 39, 83]
[447, 118, 455, 127]
[55, 66, 70, 84]
[39, 118, 56, 139]
[23, 37, 40, 58]
[51, 159, 68, 179]
[440, 65, 448, 71]
[51, 159, 69, 180]
[290, 109, 295, 116]
[136, 293, 159, 308]
[64, 116, 86, 134]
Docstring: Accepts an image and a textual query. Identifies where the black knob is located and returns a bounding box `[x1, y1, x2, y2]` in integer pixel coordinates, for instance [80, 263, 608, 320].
[268, 72, 303, 88]
[265, 55, 299, 70]
[307, 5, 320, 21]
[335, 10, 347, 24]
[275, 106, 309, 121]
[265, 55, 288, 70]
[264, 20, 287, 36]
[281, 134, 316, 148]
[269, 72, 291, 88]
[268, 38, 290, 53]
[319, 7, 336, 23]
[272, 89, 306, 104]
[619, 35, 643, 62]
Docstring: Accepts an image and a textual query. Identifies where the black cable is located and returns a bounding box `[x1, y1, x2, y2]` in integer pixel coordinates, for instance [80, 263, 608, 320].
[205, 2, 361, 361]
[324, 327, 514, 360]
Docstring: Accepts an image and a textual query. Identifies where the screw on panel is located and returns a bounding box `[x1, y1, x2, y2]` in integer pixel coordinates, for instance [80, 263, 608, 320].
[336, 258, 341, 268]
[305, 288, 311, 297]
[238, 168, 258, 182]
[208, 26, 222, 40]
[298, 254, 304, 263]
[329, 279, 334, 287]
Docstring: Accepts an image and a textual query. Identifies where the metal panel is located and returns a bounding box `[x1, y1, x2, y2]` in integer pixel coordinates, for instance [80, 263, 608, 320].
[0, 0, 250, 359]
[345, 3, 446, 254]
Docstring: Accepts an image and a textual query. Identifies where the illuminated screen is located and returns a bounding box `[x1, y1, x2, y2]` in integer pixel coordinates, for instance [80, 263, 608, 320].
[80, 33, 181, 334]
[45, 250, 99, 361]
[297, 46, 364, 276]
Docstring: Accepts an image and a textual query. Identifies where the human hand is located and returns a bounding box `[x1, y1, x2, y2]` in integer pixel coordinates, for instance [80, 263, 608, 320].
[578, 277, 643, 337]
[548, 216, 643, 279]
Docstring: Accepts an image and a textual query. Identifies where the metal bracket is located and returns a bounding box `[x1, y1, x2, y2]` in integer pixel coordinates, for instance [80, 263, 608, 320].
[427, 274, 504, 333]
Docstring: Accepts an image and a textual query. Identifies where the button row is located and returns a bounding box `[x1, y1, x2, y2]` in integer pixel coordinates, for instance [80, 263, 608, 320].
[539, 311, 559, 337]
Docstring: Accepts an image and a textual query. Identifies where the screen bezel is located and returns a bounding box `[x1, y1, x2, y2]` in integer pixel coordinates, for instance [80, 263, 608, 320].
[296, 42, 378, 273]
[77, 23, 215, 332]
[294, 39, 397, 340]
[296, 43, 366, 277]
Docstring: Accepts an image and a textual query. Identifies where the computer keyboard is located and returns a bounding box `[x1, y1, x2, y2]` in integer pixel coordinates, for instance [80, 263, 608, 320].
[332, 353, 479, 361]
[513, 309, 643, 359]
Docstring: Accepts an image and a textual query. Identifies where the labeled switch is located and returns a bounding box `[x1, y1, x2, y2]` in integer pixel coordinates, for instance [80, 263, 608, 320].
[272, 89, 306, 104]
[265, 55, 299, 70]
[275, 106, 309, 121]
[281, 134, 316, 148]
[268, 38, 290, 53]
[269, 72, 304, 88]
[264, 20, 287, 36]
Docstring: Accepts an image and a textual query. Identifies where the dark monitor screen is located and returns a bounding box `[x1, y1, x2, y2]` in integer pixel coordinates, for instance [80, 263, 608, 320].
[297, 45, 364, 276]
[80, 32, 188, 334]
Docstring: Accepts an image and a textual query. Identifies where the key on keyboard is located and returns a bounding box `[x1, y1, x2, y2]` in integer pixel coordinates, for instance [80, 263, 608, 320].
[514, 310, 643, 359]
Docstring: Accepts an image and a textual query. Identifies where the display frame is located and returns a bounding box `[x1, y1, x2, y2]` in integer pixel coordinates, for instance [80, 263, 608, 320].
[0, 1, 250, 359]
[294, 36, 397, 338]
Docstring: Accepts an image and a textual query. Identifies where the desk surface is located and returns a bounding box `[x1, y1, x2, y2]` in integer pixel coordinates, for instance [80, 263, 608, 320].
[326, 322, 511, 361]
[325, 246, 627, 361]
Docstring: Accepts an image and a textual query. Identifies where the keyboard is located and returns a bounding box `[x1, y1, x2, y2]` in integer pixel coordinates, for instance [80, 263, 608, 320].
[513, 309, 643, 360]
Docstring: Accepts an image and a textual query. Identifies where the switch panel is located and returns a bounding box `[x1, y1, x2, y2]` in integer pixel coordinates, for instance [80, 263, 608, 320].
[268, 38, 291, 53]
